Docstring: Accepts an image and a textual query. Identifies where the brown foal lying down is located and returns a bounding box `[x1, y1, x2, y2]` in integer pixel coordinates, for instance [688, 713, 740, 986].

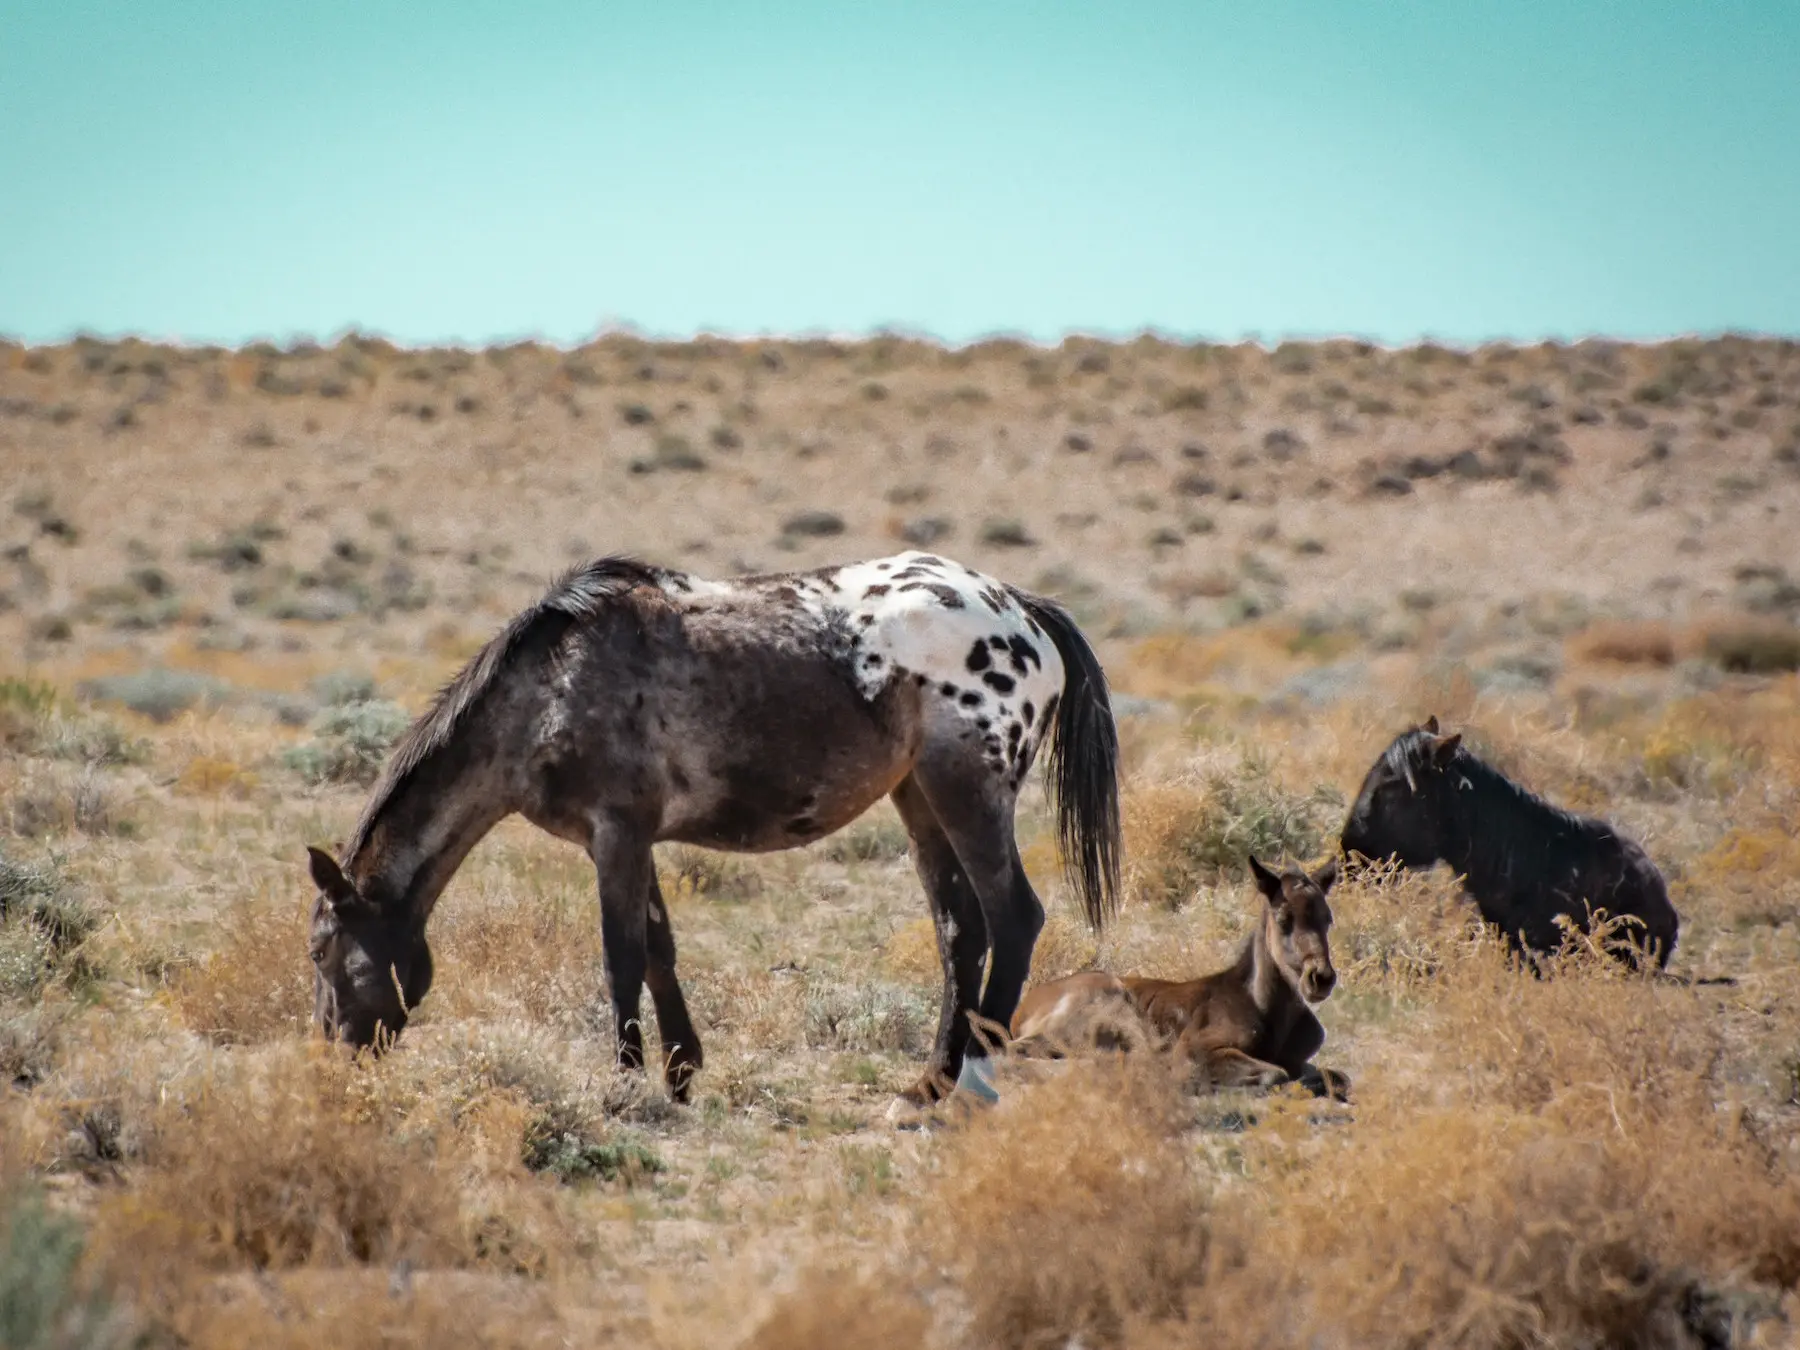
[1009, 855, 1349, 1100]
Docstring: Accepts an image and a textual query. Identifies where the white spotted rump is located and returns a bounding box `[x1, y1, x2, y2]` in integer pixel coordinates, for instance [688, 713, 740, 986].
[817, 552, 1065, 783]
[657, 550, 1065, 786]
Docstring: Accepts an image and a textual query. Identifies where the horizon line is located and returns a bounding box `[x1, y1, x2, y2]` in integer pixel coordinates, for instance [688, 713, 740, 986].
[7, 320, 1799, 357]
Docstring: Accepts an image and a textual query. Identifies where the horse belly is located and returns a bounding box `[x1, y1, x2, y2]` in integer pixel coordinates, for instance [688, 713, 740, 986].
[655, 672, 922, 852]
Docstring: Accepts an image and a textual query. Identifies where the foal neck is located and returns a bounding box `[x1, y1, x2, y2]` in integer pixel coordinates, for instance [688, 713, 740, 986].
[1241, 915, 1295, 1018]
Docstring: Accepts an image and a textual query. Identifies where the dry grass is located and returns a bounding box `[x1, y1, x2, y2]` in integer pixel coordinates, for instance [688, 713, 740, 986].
[1121, 749, 1341, 908]
[100, 1046, 470, 1273]
[917, 1059, 1209, 1347]
[167, 893, 314, 1044]
[2, 333, 1799, 1347]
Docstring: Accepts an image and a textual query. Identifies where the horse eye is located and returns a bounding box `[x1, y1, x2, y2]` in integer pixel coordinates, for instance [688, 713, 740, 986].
[309, 944, 328, 965]
[1277, 910, 1296, 934]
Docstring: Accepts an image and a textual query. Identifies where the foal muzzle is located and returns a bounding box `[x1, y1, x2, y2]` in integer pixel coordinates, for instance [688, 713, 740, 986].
[1301, 964, 1337, 1003]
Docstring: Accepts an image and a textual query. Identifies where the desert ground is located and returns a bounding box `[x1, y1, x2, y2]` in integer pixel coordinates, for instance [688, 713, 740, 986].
[2, 331, 1799, 1348]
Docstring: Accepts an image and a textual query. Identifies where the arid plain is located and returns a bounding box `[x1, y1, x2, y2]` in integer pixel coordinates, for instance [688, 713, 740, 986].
[3, 332, 1799, 1347]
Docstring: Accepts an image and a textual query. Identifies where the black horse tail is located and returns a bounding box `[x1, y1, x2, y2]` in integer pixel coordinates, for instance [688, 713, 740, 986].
[1011, 588, 1122, 930]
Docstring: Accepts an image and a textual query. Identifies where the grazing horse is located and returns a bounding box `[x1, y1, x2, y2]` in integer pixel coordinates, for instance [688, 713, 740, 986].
[1009, 855, 1348, 1099]
[303, 550, 1121, 1106]
[1340, 716, 1678, 969]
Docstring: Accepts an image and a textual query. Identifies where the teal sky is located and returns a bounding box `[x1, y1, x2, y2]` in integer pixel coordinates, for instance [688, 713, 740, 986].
[3, 2, 1798, 347]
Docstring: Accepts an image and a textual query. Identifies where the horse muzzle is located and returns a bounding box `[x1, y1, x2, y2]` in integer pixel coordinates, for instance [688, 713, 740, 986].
[1300, 964, 1337, 1003]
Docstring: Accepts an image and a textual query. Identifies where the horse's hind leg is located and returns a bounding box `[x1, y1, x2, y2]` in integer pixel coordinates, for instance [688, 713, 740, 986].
[589, 821, 653, 1078]
[908, 757, 1044, 1061]
[644, 871, 702, 1102]
[891, 775, 989, 1105]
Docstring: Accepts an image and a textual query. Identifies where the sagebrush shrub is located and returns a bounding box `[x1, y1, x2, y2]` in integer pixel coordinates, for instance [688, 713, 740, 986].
[1124, 754, 1342, 907]
[281, 699, 410, 785]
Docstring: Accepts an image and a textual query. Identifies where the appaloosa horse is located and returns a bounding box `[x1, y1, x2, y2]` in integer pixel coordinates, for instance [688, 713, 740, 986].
[1010, 855, 1348, 1099]
[1341, 716, 1679, 969]
[304, 550, 1121, 1105]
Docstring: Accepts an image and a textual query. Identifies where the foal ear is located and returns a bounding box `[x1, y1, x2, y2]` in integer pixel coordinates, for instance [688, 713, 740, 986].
[307, 846, 358, 907]
[1247, 854, 1283, 900]
[1311, 857, 1340, 894]
[1430, 733, 1462, 767]
[1422, 714, 1441, 735]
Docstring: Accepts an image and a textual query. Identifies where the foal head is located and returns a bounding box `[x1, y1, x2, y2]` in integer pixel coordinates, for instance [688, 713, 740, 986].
[1340, 714, 1464, 868]
[1247, 854, 1339, 1003]
[305, 847, 434, 1051]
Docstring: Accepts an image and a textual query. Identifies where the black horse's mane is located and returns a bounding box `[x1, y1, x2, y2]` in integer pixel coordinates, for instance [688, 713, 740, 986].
[1386, 727, 1613, 868]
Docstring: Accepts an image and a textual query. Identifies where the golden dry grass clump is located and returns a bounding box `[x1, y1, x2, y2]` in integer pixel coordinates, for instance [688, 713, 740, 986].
[168, 894, 315, 1044]
[1120, 746, 1342, 908]
[98, 1045, 469, 1273]
[917, 1058, 1209, 1347]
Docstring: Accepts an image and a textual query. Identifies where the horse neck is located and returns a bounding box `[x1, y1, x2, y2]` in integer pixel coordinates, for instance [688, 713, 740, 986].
[1438, 754, 1554, 891]
[344, 756, 518, 931]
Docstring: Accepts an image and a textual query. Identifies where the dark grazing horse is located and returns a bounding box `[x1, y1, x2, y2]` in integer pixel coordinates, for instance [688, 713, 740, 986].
[1340, 716, 1678, 969]
[303, 550, 1121, 1107]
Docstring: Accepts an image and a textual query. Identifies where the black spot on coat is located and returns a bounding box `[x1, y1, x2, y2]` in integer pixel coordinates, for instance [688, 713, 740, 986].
[899, 581, 965, 608]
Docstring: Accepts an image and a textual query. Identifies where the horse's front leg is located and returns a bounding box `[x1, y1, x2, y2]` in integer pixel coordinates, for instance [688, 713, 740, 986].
[1177, 1031, 1290, 1091]
[1296, 1064, 1353, 1102]
[589, 821, 653, 1077]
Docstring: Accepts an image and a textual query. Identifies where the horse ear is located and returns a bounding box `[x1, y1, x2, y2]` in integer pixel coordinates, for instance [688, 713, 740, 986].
[1312, 857, 1340, 894]
[1431, 733, 1462, 767]
[1247, 854, 1282, 901]
[1422, 714, 1441, 735]
[307, 846, 357, 908]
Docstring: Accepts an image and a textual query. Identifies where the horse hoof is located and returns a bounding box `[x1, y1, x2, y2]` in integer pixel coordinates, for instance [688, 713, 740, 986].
[954, 1055, 1000, 1104]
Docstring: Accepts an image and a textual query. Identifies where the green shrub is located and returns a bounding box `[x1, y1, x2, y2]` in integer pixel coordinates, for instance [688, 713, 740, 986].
[979, 516, 1035, 548]
[821, 813, 910, 864]
[0, 679, 57, 721]
[281, 700, 411, 785]
[1705, 624, 1800, 674]
[0, 852, 100, 998]
[520, 1124, 663, 1186]
[804, 981, 932, 1054]
[309, 670, 379, 707]
[76, 669, 231, 724]
[0, 1187, 140, 1349]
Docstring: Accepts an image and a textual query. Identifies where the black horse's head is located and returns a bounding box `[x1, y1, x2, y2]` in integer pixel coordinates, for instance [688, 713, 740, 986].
[1341, 715, 1465, 868]
[306, 846, 433, 1051]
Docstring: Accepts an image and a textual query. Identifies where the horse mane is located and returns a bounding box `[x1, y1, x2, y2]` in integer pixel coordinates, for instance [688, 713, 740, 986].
[344, 555, 665, 863]
[1387, 727, 1608, 884]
